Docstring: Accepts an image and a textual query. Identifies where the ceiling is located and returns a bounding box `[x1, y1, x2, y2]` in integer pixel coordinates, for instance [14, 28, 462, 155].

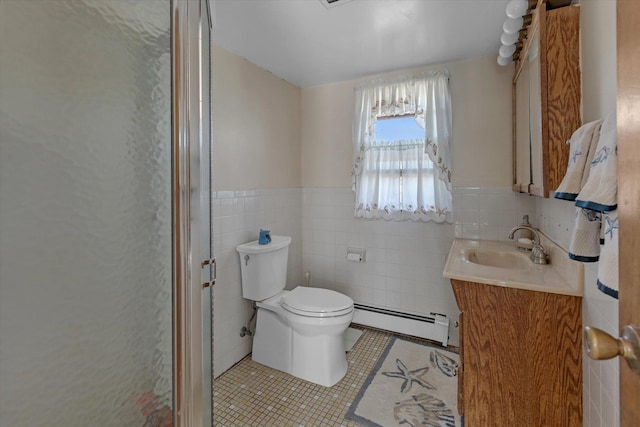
[211, 0, 511, 88]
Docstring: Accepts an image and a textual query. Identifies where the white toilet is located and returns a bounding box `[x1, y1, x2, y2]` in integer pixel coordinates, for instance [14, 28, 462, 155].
[236, 235, 354, 387]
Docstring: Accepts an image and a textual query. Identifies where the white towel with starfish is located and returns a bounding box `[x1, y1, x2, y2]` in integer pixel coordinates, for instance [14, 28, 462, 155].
[575, 116, 617, 212]
[568, 208, 601, 262]
[554, 120, 603, 201]
[597, 210, 619, 299]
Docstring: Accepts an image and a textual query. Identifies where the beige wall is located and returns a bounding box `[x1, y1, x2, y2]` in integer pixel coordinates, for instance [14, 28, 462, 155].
[300, 80, 355, 188]
[301, 55, 513, 188]
[212, 45, 301, 190]
[581, 1, 617, 122]
[213, 46, 512, 190]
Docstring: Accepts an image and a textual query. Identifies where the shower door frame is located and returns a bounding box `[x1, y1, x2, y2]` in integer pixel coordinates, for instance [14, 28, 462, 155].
[172, 0, 212, 425]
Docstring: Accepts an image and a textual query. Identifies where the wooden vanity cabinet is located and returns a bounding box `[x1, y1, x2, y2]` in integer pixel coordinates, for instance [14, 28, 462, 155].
[451, 279, 582, 426]
[513, 4, 581, 198]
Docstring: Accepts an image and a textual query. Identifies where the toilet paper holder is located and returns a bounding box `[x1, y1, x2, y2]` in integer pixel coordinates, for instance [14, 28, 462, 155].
[346, 247, 366, 262]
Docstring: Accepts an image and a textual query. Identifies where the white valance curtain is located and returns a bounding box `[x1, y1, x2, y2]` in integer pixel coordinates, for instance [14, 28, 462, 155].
[352, 71, 453, 222]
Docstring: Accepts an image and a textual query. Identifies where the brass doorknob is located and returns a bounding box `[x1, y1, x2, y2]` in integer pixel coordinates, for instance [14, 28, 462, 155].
[584, 325, 640, 375]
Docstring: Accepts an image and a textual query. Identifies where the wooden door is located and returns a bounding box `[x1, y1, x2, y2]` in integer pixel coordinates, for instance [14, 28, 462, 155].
[617, 1, 640, 425]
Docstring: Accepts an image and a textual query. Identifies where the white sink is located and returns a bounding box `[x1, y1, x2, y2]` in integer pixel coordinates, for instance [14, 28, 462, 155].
[443, 238, 584, 296]
[464, 248, 531, 270]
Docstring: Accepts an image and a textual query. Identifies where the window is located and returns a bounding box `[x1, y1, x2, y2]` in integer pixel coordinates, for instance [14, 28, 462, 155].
[375, 116, 425, 141]
[368, 116, 433, 210]
[352, 72, 453, 222]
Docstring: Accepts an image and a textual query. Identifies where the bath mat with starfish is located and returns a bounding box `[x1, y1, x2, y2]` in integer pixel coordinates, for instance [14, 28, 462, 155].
[345, 336, 460, 427]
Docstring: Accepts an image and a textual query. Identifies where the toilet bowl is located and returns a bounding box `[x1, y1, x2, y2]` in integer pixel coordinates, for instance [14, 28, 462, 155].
[252, 287, 354, 386]
[284, 286, 354, 387]
[237, 236, 354, 387]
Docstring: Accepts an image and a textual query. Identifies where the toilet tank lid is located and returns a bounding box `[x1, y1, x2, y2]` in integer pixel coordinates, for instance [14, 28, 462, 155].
[236, 235, 291, 254]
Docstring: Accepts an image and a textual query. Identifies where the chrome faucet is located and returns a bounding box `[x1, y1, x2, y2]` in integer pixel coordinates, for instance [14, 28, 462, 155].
[507, 226, 549, 265]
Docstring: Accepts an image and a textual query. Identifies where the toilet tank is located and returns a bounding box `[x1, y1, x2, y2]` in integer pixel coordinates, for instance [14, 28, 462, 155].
[236, 235, 291, 301]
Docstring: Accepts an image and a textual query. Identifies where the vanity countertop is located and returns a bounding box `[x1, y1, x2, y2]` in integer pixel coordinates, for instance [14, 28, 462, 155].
[442, 237, 583, 297]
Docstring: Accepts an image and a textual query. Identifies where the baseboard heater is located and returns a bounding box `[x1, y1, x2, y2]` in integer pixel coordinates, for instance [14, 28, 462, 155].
[352, 303, 449, 346]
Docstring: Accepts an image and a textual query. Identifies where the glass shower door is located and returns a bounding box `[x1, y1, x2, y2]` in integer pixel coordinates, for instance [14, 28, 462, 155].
[0, 1, 184, 425]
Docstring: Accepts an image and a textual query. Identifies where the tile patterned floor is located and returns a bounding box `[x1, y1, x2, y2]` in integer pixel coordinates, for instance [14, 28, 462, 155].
[213, 326, 457, 427]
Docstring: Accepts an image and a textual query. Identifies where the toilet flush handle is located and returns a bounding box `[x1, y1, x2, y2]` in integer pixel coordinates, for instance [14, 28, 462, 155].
[244, 255, 250, 266]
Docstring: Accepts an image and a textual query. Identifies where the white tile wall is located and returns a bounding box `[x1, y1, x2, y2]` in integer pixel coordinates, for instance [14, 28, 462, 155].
[452, 186, 538, 241]
[212, 188, 303, 377]
[301, 186, 536, 347]
[535, 194, 619, 427]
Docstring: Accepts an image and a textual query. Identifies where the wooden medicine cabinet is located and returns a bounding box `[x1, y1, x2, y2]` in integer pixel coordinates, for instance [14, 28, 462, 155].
[513, 4, 581, 197]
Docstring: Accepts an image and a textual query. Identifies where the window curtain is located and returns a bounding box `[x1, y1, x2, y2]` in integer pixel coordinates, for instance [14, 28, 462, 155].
[352, 71, 453, 223]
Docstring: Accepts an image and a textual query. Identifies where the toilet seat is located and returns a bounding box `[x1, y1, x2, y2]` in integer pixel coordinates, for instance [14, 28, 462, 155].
[282, 287, 353, 318]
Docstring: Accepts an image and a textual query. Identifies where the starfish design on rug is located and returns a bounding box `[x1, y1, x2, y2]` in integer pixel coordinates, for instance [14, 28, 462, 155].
[382, 358, 435, 393]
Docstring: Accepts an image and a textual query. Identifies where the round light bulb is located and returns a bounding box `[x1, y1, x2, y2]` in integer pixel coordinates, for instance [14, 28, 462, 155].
[506, 0, 528, 19]
[503, 17, 524, 34]
[499, 43, 517, 58]
[497, 55, 512, 66]
[501, 31, 519, 46]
